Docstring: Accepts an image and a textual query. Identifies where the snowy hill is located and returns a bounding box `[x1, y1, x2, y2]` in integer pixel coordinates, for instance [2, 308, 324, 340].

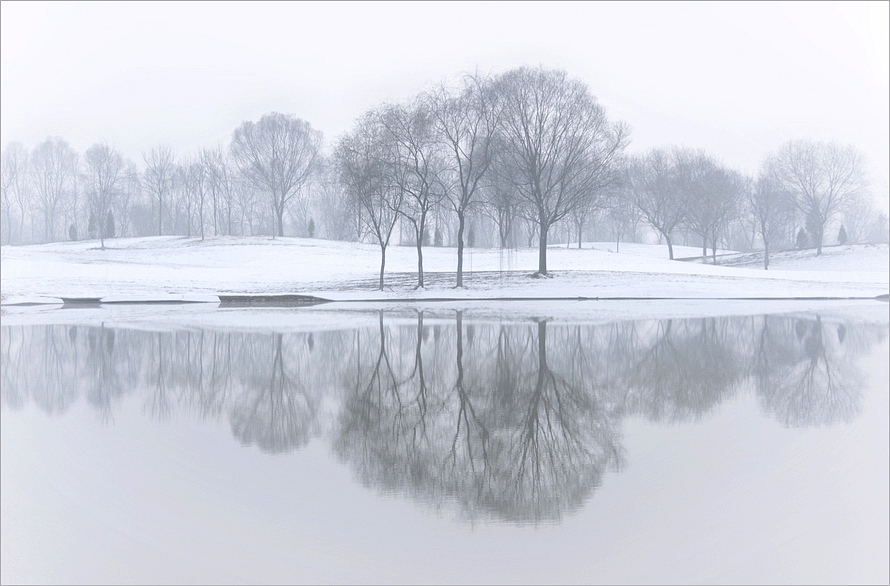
[1, 236, 887, 304]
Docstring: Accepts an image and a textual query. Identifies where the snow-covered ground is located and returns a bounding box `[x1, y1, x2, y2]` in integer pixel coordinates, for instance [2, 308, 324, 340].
[0, 236, 887, 305]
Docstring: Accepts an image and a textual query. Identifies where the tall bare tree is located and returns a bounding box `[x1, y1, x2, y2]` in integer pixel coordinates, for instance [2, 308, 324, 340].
[114, 161, 141, 238]
[230, 112, 322, 238]
[624, 148, 689, 260]
[312, 155, 360, 241]
[767, 140, 867, 255]
[201, 146, 236, 236]
[604, 182, 638, 253]
[182, 154, 208, 240]
[380, 100, 444, 288]
[840, 190, 883, 244]
[83, 143, 125, 249]
[482, 165, 520, 250]
[431, 72, 501, 286]
[494, 66, 628, 275]
[747, 171, 795, 269]
[335, 108, 405, 290]
[679, 151, 744, 263]
[1, 142, 30, 244]
[142, 145, 176, 236]
[29, 137, 77, 243]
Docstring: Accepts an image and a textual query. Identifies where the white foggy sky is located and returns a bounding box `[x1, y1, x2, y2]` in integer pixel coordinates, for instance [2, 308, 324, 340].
[2, 1, 888, 207]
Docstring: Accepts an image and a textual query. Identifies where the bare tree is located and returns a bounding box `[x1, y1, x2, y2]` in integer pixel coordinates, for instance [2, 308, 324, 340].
[231, 170, 260, 236]
[200, 146, 237, 236]
[112, 161, 141, 238]
[494, 66, 628, 275]
[624, 149, 688, 259]
[841, 190, 884, 244]
[83, 143, 126, 249]
[312, 155, 360, 241]
[679, 151, 744, 263]
[170, 164, 191, 236]
[1, 142, 30, 244]
[767, 140, 867, 255]
[705, 169, 745, 261]
[181, 154, 208, 240]
[604, 182, 638, 252]
[230, 112, 322, 239]
[142, 145, 176, 236]
[482, 166, 520, 250]
[747, 171, 796, 269]
[568, 188, 608, 249]
[380, 100, 444, 288]
[335, 108, 405, 290]
[431, 72, 501, 286]
[29, 137, 77, 243]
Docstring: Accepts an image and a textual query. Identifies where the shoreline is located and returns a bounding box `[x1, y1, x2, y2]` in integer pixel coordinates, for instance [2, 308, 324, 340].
[2, 292, 887, 308]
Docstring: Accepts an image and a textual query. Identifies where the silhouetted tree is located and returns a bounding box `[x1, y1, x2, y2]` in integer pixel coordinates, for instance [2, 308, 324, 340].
[335, 107, 405, 289]
[767, 140, 867, 255]
[231, 112, 322, 238]
[83, 143, 125, 249]
[493, 66, 628, 275]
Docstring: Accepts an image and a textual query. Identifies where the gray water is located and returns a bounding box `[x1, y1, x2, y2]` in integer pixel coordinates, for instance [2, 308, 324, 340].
[2, 308, 888, 584]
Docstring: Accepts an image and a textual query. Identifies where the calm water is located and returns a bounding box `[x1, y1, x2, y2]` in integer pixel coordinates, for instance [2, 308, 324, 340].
[2, 307, 888, 584]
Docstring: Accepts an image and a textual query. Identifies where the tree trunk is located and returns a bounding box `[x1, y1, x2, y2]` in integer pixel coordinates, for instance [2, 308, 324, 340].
[415, 235, 424, 288]
[665, 232, 674, 260]
[456, 210, 466, 287]
[158, 198, 163, 236]
[538, 223, 549, 275]
[378, 244, 386, 290]
[269, 203, 276, 239]
[763, 238, 770, 270]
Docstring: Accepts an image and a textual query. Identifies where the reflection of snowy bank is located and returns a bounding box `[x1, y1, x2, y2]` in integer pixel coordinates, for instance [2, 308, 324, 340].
[1, 298, 887, 331]
[2, 310, 886, 522]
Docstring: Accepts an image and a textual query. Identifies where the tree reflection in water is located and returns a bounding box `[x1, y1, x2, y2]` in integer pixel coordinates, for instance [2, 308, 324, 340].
[229, 333, 318, 453]
[1, 311, 885, 521]
[617, 318, 746, 422]
[334, 313, 624, 522]
[754, 316, 867, 427]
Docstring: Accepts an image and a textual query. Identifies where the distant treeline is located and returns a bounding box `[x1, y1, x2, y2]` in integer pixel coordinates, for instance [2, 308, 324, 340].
[2, 66, 887, 283]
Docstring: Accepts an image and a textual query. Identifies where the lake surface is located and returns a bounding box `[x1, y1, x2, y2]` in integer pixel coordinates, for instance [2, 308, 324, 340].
[2, 305, 888, 584]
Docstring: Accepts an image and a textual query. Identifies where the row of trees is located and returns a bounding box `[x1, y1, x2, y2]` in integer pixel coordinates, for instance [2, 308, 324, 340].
[336, 67, 629, 287]
[0, 123, 327, 249]
[2, 66, 887, 282]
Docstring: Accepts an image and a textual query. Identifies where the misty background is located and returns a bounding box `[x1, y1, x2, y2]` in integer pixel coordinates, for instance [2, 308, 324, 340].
[2, 2, 886, 193]
[1, 2, 887, 265]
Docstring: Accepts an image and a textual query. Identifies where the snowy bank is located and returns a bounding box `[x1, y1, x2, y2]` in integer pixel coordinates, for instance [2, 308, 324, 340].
[1, 236, 887, 306]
